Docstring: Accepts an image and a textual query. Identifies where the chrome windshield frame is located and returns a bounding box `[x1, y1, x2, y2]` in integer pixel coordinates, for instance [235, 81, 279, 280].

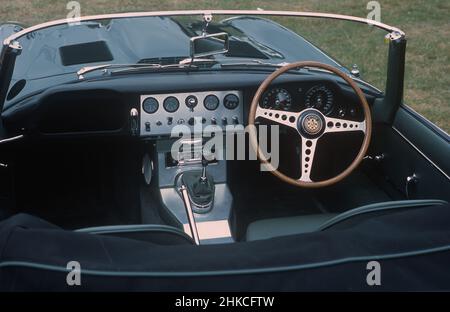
[3, 10, 405, 47]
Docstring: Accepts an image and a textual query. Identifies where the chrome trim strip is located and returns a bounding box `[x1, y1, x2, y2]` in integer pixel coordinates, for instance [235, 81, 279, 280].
[0, 134, 24, 144]
[3, 10, 405, 47]
[392, 126, 450, 181]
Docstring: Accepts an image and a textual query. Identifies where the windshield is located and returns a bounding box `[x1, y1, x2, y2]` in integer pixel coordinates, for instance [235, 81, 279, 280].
[3, 13, 391, 108]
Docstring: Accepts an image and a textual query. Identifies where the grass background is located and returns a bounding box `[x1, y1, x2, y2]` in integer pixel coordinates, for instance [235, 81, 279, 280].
[1, 0, 448, 132]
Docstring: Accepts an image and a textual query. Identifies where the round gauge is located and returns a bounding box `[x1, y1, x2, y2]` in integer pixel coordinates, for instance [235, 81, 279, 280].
[185, 95, 198, 109]
[305, 85, 334, 115]
[163, 96, 180, 113]
[142, 97, 159, 114]
[261, 88, 292, 110]
[223, 94, 239, 110]
[204, 94, 220, 111]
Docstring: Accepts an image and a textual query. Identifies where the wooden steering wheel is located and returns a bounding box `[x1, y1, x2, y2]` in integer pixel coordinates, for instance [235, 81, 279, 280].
[248, 61, 372, 188]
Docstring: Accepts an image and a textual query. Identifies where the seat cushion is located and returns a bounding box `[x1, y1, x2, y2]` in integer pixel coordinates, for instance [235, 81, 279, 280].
[246, 213, 337, 241]
[246, 199, 448, 241]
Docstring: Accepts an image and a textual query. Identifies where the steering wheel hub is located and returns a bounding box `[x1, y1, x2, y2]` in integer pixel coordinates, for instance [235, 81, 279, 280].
[298, 110, 325, 138]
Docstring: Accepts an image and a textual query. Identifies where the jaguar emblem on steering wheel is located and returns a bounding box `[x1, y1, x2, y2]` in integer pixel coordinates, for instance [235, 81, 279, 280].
[302, 113, 323, 135]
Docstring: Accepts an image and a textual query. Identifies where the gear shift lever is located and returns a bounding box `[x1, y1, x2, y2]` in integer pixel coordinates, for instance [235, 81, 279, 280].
[200, 159, 208, 183]
[179, 157, 215, 212]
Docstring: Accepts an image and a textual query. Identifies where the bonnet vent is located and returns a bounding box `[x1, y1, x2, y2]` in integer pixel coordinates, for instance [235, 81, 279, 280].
[59, 41, 113, 66]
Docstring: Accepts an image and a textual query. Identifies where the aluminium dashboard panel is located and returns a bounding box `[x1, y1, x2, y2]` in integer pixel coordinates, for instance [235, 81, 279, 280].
[140, 90, 243, 137]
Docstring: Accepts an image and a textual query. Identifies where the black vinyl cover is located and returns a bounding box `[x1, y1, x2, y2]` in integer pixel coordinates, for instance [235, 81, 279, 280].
[1, 204, 450, 291]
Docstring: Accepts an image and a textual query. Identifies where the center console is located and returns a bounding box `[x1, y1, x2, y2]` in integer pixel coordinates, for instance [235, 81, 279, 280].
[154, 138, 234, 244]
[139, 90, 243, 244]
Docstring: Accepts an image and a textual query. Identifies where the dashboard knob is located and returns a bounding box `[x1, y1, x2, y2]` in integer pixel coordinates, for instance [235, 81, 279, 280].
[188, 117, 195, 126]
[232, 116, 239, 124]
[177, 119, 185, 125]
[222, 117, 228, 125]
[211, 117, 217, 125]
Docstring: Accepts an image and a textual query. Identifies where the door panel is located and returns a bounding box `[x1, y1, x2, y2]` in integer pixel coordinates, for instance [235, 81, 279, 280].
[369, 106, 450, 202]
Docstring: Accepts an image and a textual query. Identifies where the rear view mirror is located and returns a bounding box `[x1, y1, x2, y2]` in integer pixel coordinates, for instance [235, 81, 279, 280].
[190, 32, 229, 58]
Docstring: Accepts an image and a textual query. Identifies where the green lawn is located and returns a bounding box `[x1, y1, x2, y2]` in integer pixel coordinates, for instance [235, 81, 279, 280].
[1, 0, 449, 132]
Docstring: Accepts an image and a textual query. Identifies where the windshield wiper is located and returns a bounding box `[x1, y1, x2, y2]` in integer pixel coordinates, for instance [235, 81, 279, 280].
[220, 60, 290, 69]
[77, 64, 159, 79]
[178, 57, 219, 66]
[77, 63, 202, 80]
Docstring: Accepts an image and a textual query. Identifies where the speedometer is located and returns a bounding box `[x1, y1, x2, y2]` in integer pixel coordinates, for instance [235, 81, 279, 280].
[305, 85, 334, 115]
[261, 88, 292, 110]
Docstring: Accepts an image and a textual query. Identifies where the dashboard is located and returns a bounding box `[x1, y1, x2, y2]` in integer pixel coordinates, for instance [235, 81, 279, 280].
[1, 71, 379, 138]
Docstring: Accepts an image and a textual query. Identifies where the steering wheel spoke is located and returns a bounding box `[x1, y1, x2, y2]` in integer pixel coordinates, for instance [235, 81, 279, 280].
[298, 137, 318, 182]
[255, 106, 299, 130]
[324, 116, 366, 134]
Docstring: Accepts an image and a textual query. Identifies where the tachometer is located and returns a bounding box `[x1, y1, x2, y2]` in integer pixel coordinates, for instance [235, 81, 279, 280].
[261, 88, 292, 110]
[305, 85, 334, 115]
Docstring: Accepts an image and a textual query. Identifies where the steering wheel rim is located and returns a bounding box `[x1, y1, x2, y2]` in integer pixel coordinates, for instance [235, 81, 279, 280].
[248, 61, 372, 188]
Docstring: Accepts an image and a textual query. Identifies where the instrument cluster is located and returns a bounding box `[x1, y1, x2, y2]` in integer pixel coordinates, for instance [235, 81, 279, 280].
[260, 82, 361, 120]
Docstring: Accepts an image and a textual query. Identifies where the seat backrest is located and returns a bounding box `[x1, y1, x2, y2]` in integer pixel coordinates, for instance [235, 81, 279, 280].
[76, 224, 194, 245]
[318, 199, 448, 231]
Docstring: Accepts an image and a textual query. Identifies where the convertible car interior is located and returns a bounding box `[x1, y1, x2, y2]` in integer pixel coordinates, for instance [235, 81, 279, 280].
[0, 11, 449, 291]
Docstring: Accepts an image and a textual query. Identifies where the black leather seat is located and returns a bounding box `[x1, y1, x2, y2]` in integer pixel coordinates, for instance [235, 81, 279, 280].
[246, 199, 448, 241]
[77, 224, 194, 245]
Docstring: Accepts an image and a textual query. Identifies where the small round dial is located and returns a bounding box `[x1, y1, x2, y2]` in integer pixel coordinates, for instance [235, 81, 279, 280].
[223, 94, 239, 110]
[142, 97, 159, 114]
[261, 88, 292, 110]
[185, 95, 198, 109]
[163, 96, 179, 113]
[204, 94, 220, 111]
[305, 85, 334, 115]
